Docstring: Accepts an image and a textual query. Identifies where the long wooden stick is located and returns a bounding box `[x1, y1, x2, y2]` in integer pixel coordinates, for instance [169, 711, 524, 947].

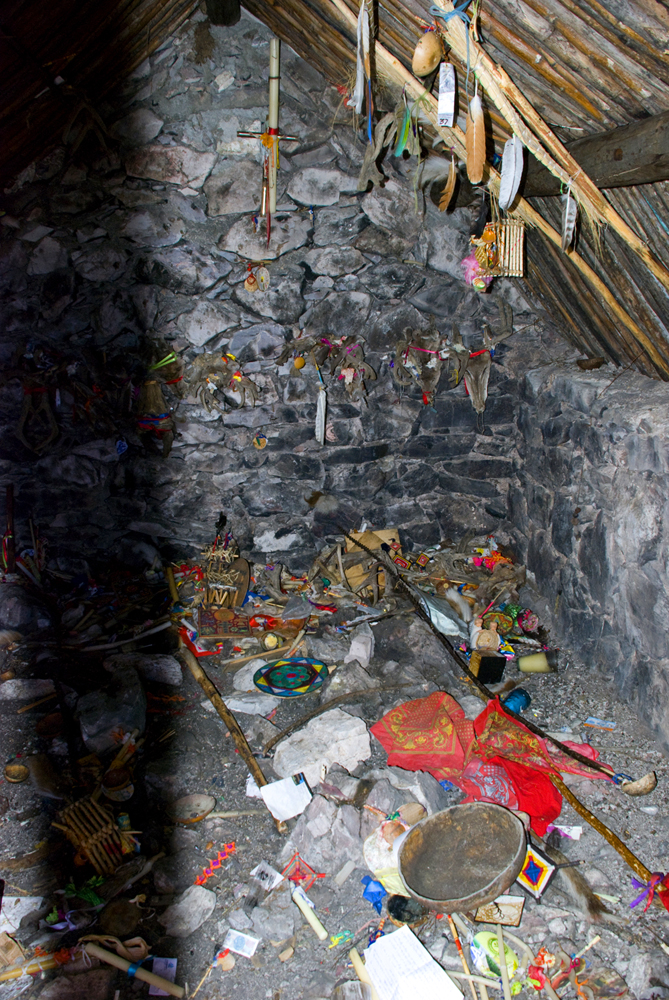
[448, 915, 479, 1000]
[5, 486, 15, 574]
[178, 645, 287, 834]
[496, 925, 513, 1000]
[328, 0, 669, 378]
[550, 773, 652, 883]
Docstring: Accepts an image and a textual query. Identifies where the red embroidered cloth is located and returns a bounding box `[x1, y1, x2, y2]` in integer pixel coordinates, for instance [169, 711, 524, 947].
[371, 692, 607, 835]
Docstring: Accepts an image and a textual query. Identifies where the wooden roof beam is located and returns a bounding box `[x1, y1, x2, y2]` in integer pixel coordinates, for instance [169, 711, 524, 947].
[524, 110, 669, 196]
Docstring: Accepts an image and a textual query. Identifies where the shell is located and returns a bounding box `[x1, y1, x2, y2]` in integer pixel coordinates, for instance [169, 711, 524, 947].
[412, 31, 442, 77]
[244, 272, 259, 292]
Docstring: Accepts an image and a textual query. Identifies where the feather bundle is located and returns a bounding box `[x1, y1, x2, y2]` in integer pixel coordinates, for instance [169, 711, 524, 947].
[465, 92, 486, 184]
[498, 135, 524, 211]
[394, 99, 411, 157]
[439, 155, 457, 212]
[561, 186, 578, 251]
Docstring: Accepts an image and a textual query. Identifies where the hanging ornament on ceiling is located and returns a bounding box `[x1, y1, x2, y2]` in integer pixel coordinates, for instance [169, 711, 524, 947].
[561, 185, 578, 252]
[498, 134, 524, 211]
[466, 84, 486, 184]
[412, 28, 442, 77]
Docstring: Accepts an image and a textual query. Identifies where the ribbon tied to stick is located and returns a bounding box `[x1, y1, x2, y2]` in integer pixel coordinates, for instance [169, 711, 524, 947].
[630, 872, 669, 912]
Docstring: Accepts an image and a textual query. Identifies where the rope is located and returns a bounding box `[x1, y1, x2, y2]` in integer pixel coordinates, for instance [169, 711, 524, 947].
[430, 0, 473, 95]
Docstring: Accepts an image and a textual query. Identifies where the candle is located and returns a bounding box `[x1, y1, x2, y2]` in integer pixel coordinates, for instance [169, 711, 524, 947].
[292, 886, 328, 940]
[518, 650, 558, 673]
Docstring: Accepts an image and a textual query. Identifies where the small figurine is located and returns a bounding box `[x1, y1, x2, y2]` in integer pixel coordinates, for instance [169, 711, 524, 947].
[469, 616, 501, 652]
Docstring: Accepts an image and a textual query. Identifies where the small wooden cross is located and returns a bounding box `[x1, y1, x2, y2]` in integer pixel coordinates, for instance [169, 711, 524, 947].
[236, 39, 299, 218]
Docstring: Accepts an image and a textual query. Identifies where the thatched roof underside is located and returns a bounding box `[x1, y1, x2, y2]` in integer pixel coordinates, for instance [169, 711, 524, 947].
[3, 0, 669, 377]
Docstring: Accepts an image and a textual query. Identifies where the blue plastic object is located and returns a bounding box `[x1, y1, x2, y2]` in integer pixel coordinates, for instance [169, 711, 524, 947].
[361, 876, 387, 914]
[501, 687, 532, 713]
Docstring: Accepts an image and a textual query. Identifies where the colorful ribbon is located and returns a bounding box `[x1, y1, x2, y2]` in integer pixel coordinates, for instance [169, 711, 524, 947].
[630, 872, 669, 911]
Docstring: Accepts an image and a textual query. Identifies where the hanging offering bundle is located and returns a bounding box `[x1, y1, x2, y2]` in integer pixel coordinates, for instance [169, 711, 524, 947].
[185, 352, 259, 413]
[392, 321, 449, 406]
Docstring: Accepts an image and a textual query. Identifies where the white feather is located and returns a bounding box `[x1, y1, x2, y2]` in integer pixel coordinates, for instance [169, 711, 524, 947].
[561, 186, 578, 252]
[352, 2, 369, 115]
[315, 386, 327, 445]
[417, 155, 452, 189]
[498, 134, 524, 211]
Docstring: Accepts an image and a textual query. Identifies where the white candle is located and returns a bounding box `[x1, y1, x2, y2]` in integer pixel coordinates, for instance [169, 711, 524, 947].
[268, 37, 280, 213]
[292, 886, 328, 940]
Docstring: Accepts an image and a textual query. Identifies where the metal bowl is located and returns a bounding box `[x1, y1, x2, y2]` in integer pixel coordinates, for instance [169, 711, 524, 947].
[398, 802, 526, 913]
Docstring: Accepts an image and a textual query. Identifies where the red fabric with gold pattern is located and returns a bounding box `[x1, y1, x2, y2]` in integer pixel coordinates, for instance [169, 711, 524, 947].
[371, 693, 608, 836]
[370, 691, 475, 784]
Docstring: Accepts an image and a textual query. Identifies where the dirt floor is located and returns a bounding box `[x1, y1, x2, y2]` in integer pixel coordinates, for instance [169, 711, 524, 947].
[1, 571, 669, 1000]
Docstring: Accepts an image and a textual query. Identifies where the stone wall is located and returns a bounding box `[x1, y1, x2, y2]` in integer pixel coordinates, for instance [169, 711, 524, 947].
[2, 6, 669, 745]
[509, 363, 669, 749]
[0, 8, 535, 579]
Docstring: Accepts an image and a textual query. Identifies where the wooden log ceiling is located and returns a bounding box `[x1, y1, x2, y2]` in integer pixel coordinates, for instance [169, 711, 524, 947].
[242, 0, 669, 377]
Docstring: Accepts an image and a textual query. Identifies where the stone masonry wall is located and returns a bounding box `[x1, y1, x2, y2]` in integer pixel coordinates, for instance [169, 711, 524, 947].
[2, 6, 669, 746]
[509, 363, 669, 749]
[0, 9, 535, 579]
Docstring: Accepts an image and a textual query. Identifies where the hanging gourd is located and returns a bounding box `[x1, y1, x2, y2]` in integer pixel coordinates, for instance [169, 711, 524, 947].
[412, 29, 442, 77]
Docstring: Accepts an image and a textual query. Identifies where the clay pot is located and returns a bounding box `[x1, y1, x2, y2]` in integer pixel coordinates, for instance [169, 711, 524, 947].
[412, 32, 442, 77]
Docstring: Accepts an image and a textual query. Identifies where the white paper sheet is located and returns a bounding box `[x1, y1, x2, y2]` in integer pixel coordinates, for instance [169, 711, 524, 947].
[438, 62, 456, 128]
[149, 957, 177, 995]
[223, 928, 260, 958]
[260, 773, 312, 821]
[364, 925, 463, 1000]
[0, 897, 43, 934]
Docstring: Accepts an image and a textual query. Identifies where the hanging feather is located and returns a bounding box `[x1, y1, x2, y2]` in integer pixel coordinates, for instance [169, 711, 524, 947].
[439, 155, 457, 212]
[472, 190, 489, 238]
[315, 385, 327, 445]
[394, 97, 411, 157]
[561, 186, 578, 252]
[465, 89, 486, 185]
[498, 134, 524, 211]
[353, 1, 368, 115]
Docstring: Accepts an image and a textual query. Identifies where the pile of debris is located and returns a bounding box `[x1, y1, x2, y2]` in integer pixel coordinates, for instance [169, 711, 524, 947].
[0, 516, 667, 1000]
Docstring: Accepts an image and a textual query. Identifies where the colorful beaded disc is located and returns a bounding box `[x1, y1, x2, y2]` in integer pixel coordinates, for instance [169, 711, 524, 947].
[253, 657, 328, 697]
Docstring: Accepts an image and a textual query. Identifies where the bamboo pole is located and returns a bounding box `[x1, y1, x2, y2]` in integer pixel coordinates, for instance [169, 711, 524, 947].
[327, 0, 669, 378]
[178, 645, 287, 834]
[550, 774, 653, 883]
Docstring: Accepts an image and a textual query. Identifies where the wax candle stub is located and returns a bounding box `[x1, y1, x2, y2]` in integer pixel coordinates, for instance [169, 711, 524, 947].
[518, 650, 558, 673]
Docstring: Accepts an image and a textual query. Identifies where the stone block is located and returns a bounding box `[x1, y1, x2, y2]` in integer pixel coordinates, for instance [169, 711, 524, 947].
[125, 145, 216, 188]
[110, 108, 164, 145]
[361, 180, 423, 239]
[287, 167, 357, 206]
